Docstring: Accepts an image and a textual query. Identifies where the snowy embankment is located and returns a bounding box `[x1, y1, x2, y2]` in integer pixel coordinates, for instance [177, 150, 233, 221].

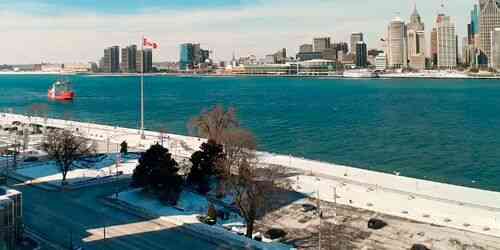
[2, 112, 500, 237]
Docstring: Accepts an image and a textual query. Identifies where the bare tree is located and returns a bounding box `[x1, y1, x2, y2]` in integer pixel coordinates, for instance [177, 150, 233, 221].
[189, 105, 239, 144]
[219, 129, 256, 178]
[43, 130, 95, 183]
[223, 129, 291, 238]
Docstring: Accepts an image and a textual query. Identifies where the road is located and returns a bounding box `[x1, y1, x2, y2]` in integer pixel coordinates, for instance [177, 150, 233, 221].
[11, 179, 233, 250]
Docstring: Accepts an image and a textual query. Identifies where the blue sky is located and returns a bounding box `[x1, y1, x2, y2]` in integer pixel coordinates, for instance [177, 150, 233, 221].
[0, 0, 473, 64]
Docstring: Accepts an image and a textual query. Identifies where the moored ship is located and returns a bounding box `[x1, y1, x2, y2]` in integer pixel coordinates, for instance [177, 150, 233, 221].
[48, 80, 75, 100]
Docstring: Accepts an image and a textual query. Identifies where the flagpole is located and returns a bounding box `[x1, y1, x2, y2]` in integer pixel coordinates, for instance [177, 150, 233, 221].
[140, 35, 145, 139]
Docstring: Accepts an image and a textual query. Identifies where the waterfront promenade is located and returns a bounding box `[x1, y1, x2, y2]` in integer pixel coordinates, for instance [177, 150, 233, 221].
[1, 112, 499, 238]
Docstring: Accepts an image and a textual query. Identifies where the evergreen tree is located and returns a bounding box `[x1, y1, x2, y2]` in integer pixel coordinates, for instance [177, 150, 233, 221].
[187, 140, 225, 194]
[132, 144, 183, 204]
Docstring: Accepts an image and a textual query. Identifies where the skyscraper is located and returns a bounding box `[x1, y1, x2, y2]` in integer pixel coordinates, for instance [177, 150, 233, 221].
[407, 3, 426, 70]
[313, 37, 331, 52]
[431, 28, 438, 67]
[102, 46, 120, 73]
[436, 14, 457, 69]
[180, 43, 194, 70]
[387, 16, 407, 68]
[350, 32, 363, 55]
[121, 45, 137, 73]
[470, 4, 480, 46]
[179, 43, 210, 70]
[479, 0, 500, 66]
[491, 28, 500, 70]
[137, 49, 153, 73]
[355, 41, 367, 68]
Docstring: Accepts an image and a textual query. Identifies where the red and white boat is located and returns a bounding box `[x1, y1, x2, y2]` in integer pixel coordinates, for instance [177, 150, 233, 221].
[48, 80, 75, 100]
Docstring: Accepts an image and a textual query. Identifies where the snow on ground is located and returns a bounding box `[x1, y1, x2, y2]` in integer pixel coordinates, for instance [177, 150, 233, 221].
[117, 189, 289, 250]
[14, 154, 138, 187]
[294, 174, 500, 237]
[3, 112, 500, 237]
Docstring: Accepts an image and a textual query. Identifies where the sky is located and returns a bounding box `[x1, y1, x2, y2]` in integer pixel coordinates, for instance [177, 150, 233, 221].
[0, 0, 474, 64]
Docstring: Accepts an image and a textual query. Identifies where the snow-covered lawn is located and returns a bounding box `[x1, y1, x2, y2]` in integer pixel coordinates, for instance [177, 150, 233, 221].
[119, 189, 243, 227]
[117, 189, 291, 249]
[14, 154, 138, 187]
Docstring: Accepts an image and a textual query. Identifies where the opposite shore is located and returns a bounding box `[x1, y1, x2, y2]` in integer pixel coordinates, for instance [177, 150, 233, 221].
[2, 70, 500, 79]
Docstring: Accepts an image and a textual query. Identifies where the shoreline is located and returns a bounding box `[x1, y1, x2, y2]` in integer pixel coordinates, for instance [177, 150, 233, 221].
[1, 112, 500, 237]
[2, 71, 500, 80]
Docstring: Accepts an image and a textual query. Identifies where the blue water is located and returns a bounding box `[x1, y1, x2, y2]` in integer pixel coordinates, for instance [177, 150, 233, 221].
[1, 75, 500, 191]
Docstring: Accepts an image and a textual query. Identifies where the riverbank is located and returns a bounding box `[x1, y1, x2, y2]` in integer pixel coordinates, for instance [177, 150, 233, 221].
[1, 112, 499, 238]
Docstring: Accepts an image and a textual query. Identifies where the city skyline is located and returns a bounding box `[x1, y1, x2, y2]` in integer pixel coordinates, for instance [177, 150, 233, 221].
[0, 0, 473, 64]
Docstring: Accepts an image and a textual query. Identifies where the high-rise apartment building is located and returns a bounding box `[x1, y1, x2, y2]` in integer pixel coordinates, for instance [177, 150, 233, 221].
[313, 37, 331, 52]
[350, 32, 363, 55]
[387, 16, 407, 68]
[121, 45, 137, 73]
[355, 41, 367, 68]
[479, 0, 500, 66]
[407, 4, 426, 70]
[436, 14, 457, 69]
[102, 46, 120, 73]
[137, 49, 153, 73]
[491, 28, 500, 69]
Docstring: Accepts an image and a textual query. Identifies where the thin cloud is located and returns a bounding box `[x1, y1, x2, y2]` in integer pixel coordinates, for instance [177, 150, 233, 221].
[0, 0, 470, 64]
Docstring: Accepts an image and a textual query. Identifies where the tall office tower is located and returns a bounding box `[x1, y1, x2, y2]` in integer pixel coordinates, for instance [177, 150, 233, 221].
[387, 16, 407, 68]
[350, 32, 364, 55]
[193, 44, 202, 65]
[470, 4, 480, 46]
[479, 0, 500, 66]
[492, 28, 500, 69]
[102, 46, 120, 73]
[435, 14, 457, 69]
[137, 49, 153, 73]
[463, 37, 472, 66]
[407, 3, 426, 70]
[313, 37, 331, 52]
[299, 44, 313, 53]
[431, 28, 438, 67]
[355, 41, 367, 68]
[180, 43, 194, 70]
[121, 45, 137, 73]
[179, 43, 211, 70]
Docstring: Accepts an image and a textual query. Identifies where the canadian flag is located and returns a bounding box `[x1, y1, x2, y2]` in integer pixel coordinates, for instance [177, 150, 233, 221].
[143, 37, 159, 49]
